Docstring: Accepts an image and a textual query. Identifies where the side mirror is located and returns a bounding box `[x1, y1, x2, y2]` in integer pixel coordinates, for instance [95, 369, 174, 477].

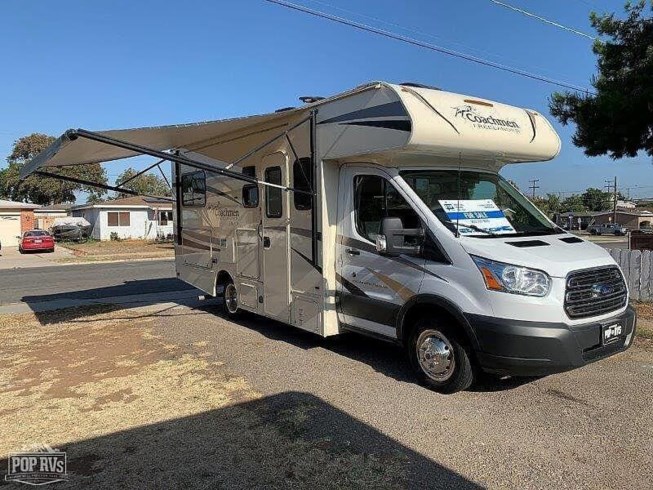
[377, 217, 423, 257]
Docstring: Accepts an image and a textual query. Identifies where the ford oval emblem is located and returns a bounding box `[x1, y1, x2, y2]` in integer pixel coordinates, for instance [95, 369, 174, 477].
[591, 284, 614, 297]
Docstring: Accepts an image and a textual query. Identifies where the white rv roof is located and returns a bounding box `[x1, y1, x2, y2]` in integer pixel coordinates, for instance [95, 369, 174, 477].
[21, 82, 560, 179]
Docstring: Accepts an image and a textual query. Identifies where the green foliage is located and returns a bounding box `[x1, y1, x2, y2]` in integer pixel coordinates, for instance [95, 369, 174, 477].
[0, 133, 107, 205]
[581, 187, 612, 211]
[549, 1, 653, 158]
[531, 193, 562, 217]
[114, 167, 171, 199]
[109, 232, 121, 241]
[561, 195, 588, 213]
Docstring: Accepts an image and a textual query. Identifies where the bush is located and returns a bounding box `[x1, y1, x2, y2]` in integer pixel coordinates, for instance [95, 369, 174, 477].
[109, 232, 121, 241]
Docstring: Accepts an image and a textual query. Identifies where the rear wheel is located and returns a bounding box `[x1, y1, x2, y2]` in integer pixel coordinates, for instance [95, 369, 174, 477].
[222, 280, 240, 319]
[407, 318, 474, 394]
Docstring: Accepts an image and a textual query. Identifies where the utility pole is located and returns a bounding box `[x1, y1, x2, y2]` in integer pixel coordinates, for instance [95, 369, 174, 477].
[529, 179, 540, 199]
[604, 177, 618, 223]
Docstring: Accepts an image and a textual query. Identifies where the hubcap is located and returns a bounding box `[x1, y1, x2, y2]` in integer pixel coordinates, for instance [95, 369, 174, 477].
[416, 329, 455, 382]
[224, 283, 238, 314]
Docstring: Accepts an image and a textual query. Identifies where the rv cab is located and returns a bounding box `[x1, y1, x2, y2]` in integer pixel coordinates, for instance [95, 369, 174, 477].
[23, 81, 636, 393]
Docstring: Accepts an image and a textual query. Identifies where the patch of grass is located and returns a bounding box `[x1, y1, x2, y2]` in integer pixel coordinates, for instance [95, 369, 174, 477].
[57, 239, 174, 263]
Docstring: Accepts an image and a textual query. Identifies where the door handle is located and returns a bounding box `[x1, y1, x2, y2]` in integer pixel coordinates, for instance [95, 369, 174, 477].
[263, 236, 271, 248]
[346, 248, 360, 256]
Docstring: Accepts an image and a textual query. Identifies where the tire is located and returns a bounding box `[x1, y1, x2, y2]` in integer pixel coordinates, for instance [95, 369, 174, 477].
[407, 318, 474, 394]
[222, 279, 241, 319]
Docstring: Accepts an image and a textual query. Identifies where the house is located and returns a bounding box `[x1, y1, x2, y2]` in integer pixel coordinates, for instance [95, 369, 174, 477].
[555, 211, 599, 230]
[71, 196, 174, 240]
[591, 209, 653, 230]
[0, 199, 40, 246]
[34, 203, 72, 231]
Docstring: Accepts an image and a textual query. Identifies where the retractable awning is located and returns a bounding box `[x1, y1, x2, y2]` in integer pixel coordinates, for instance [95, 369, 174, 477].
[20, 110, 298, 179]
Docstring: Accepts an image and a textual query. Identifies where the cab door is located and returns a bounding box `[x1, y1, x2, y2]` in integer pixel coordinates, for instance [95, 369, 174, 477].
[261, 152, 291, 322]
[336, 166, 426, 339]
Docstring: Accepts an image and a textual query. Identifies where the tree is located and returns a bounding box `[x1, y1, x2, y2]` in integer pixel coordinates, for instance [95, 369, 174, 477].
[549, 2, 653, 158]
[532, 193, 562, 217]
[114, 167, 171, 199]
[560, 195, 588, 213]
[581, 187, 611, 211]
[0, 133, 107, 205]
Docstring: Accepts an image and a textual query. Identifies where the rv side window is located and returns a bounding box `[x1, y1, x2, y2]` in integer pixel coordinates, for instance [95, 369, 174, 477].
[242, 184, 259, 208]
[181, 171, 206, 207]
[265, 166, 283, 218]
[293, 158, 312, 210]
[354, 175, 421, 243]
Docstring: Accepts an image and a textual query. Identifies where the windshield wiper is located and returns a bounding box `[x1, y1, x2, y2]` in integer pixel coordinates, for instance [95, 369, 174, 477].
[443, 220, 497, 237]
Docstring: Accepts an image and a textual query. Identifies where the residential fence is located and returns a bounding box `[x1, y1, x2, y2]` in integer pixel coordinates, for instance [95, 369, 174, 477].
[608, 248, 653, 301]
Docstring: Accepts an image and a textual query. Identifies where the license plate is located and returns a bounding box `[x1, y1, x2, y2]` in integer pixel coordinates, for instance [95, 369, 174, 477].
[603, 323, 623, 344]
[34, 239, 42, 243]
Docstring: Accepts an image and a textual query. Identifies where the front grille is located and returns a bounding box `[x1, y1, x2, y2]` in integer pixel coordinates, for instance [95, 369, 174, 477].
[564, 267, 627, 319]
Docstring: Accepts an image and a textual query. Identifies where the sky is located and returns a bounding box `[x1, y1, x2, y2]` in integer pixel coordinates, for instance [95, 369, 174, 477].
[0, 0, 649, 201]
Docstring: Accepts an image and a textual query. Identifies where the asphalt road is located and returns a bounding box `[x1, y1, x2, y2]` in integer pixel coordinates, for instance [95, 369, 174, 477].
[155, 305, 653, 489]
[0, 260, 194, 305]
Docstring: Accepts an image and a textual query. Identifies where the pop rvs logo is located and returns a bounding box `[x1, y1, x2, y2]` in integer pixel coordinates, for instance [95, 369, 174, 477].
[452, 105, 520, 133]
[5, 445, 67, 486]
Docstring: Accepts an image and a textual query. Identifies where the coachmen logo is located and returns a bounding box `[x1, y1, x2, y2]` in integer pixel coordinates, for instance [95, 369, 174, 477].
[452, 105, 521, 133]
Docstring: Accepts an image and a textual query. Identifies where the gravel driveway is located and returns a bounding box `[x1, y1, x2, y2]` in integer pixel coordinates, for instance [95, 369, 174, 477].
[157, 303, 653, 489]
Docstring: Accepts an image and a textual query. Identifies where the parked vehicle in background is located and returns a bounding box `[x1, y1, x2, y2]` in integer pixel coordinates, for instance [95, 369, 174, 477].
[51, 223, 90, 242]
[588, 223, 628, 236]
[18, 230, 55, 253]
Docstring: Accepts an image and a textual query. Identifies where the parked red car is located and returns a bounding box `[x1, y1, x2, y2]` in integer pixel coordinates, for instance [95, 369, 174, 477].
[19, 230, 55, 253]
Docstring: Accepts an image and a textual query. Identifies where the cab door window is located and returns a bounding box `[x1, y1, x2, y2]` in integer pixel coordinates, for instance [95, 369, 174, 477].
[354, 175, 421, 243]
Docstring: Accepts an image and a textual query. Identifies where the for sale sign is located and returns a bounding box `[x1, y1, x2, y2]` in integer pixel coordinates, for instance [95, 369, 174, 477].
[5, 446, 67, 486]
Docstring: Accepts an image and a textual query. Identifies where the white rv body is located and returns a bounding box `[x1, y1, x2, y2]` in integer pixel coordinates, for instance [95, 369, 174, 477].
[24, 82, 636, 391]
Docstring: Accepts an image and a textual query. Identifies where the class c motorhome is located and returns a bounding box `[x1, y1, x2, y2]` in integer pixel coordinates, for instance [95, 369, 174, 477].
[23, 81, 636, 393]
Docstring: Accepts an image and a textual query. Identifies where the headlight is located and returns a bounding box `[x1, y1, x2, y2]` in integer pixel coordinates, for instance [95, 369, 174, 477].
[472, 256, 551, 297]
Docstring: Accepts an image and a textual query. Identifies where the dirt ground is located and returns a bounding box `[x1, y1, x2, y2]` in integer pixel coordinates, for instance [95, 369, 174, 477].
[57, 240, 174, 263]
[0, 305, 408, 489]
[634, 302, 653, 342]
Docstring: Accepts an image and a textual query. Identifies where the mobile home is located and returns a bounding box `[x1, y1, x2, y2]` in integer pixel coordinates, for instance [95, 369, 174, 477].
[22, 82, 636, 392]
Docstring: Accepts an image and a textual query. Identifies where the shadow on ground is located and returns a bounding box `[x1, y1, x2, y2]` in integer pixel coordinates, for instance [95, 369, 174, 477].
[21, 284, 539, 394]
[0, 392, 481, 489]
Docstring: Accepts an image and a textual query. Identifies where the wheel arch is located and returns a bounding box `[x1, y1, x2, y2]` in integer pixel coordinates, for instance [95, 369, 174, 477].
[396, 294, 480, 351]
[215, 270, 234, 295]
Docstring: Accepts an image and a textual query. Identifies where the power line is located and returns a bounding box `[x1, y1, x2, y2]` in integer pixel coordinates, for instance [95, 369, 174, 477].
[529, 179, 540, 198]
[490, 1, 596, 40]
[264, 0, 594, 93]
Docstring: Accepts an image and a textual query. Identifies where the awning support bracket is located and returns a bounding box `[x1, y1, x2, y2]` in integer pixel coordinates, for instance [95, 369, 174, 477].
[33, 170, 174, 201]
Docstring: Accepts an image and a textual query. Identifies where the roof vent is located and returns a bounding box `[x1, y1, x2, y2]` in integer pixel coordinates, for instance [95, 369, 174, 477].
[299, 96, 325, 104]
[275, 106, 295, 113]
[400, 82, 441, 91]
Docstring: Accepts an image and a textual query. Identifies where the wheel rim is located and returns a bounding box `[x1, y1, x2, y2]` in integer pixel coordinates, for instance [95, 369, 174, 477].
[416, 329, 455, 382]
[224, 283, 238, 314]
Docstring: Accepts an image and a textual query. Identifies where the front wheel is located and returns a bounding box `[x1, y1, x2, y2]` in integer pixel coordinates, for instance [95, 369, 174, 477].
[407, 319, 474, 394]
[222, 280, 241, 319]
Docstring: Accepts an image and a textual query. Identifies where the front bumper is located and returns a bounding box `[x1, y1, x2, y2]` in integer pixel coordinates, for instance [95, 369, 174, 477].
[466, 305, 637, 376]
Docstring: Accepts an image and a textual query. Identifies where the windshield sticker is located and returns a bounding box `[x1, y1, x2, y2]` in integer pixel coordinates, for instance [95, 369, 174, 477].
[439, 199, 517, 235]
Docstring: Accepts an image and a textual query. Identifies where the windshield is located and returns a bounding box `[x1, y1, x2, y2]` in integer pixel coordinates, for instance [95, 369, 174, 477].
[400, 169, 559, 237]
[24, 230, 50, 237]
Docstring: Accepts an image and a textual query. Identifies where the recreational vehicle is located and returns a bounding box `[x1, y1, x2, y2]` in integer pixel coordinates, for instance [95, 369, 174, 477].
[22, 82, 636, 393]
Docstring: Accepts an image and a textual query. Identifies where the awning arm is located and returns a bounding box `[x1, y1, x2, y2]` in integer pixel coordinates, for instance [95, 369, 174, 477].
[67, 126, 313, 196]
[33, 170, 174, 202]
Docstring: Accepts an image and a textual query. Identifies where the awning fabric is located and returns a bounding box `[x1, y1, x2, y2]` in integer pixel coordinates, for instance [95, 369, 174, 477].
[20, 111, 295, 179]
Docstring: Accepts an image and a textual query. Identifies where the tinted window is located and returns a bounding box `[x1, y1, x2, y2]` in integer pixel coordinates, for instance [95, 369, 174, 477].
[293, 158, 312, 210]
[265, 167, 283, 218]
[354, 175, 420, 243]
[242, 184, 259, 208]
[181, 171, 206, 207]
[107, 212, 130, 227]
[25, 230, 48, 237]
